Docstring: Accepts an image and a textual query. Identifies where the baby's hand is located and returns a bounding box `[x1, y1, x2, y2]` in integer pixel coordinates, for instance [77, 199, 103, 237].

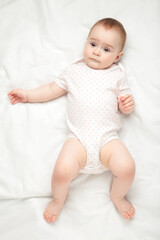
[118, 94, 134, 114]
[8, 89, 28, 104]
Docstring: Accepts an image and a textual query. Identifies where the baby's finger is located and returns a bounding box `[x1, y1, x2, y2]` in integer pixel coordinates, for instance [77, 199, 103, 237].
[12, 98, 19, 104]
[8, 90, 14, 96]
[118, 95, 127, 103]
[10, 94, 16, 99]
[124, 106, 134, 112]
[120, 94, 131, 102]
[12, 101, 17, 105]
[123, 102, 134, 108]
[10, 95, 17, 102]
[123, 97, 134, 104]
[8, 90, 17, 96]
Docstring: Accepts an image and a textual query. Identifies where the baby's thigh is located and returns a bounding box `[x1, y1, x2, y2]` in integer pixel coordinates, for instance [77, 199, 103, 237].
[100, 139, 135, 177]
[54, 138, 87, 179]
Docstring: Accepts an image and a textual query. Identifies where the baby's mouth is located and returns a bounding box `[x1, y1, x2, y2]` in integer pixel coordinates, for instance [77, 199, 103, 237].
[89, 58, 100, 63]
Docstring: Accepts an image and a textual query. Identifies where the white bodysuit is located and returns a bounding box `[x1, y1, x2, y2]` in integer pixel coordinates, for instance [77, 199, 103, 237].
[55, 59, 131, 174]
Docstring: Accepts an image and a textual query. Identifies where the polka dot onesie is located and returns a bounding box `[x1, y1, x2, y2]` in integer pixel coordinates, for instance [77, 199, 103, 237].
[55, 59, 131, 174]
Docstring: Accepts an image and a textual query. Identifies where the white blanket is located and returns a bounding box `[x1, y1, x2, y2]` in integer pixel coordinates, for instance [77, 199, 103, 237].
[0, 0, 160, 239]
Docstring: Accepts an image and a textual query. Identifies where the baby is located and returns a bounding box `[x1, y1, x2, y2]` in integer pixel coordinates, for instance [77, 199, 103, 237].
[8, 18, 135, 222]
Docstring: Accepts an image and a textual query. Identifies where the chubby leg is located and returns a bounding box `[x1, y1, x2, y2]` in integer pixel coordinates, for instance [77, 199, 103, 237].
[100, 139, 135, 220]
[43, 138, 87, 223]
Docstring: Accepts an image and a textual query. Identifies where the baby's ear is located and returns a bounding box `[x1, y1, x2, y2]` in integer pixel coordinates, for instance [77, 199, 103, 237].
[114, 51, 124, 63]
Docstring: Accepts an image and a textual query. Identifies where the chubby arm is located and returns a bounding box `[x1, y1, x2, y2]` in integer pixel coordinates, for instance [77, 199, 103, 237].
[8, 82, 66, 104]
[118, 94, 134, 114]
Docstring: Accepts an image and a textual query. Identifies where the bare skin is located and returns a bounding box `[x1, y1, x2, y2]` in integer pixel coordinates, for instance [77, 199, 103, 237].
[43, 138, 135, 223]
[100, 139, 135, 219]
[8, 24, 135, 223]
[8, 87, 135, 222]
[43, 138, 87, 223]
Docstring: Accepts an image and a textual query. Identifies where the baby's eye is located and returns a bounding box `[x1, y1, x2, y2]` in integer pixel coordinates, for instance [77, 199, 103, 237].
[90, 42, 96, 47]
[104, 48, 110, 52]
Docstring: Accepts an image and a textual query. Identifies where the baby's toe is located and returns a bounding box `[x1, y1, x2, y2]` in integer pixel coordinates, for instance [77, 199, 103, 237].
[123, 212, 130, 219]
[131, 207, 135, 214]
[43, 210, 48, 217]
[47, 215, 52, 222]
[51, 215, 57, 222]
[46, 218, 51, 222]
[44, 212, 50, 221]
[128, 207, 135, 217]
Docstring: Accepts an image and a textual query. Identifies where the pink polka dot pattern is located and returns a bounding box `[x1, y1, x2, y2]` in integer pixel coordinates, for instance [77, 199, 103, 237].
[55, 59, 131, 174]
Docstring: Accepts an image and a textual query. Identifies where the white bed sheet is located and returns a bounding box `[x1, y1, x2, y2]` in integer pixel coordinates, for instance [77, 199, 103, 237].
[0, 0, 160, 239]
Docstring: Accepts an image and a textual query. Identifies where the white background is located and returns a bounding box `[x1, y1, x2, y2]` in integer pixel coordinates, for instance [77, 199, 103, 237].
[0, 0, 160, 239]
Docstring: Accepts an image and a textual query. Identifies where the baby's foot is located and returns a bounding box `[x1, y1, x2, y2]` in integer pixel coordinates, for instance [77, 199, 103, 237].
[43, 200, 62, 223]
[112, 197, 135, 220]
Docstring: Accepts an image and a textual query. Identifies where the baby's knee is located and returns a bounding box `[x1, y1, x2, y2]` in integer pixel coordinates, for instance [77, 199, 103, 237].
[53, 164, 73, 183]
[117, 160, 135, 180]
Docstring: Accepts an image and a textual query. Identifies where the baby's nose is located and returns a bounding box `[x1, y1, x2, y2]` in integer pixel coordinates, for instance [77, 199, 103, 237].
[93, 48, 101, 56]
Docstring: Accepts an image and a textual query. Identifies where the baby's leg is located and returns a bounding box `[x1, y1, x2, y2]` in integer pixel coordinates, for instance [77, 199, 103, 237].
[43, 138, 87, 223]
[100, 139, 135, 220]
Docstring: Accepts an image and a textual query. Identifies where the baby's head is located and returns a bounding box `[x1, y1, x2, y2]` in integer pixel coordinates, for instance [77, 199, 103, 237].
[83, 18, 126, 70]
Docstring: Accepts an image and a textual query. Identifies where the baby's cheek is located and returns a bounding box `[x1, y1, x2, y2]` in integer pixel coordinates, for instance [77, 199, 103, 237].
[83, 45, 90, 58]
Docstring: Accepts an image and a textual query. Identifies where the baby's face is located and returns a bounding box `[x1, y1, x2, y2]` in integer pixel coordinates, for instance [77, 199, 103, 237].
[84, 24, 123, 69]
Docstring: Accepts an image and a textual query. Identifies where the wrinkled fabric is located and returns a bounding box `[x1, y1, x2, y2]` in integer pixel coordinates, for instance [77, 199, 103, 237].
[0, 0, 160, 240]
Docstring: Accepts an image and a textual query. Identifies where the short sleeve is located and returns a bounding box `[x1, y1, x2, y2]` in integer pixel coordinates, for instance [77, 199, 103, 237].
[117, 63, 132, 97]
[54, 67, 69, 91]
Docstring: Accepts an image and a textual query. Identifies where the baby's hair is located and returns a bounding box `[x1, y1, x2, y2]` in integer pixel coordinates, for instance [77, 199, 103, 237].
[88, 18, 127, 51]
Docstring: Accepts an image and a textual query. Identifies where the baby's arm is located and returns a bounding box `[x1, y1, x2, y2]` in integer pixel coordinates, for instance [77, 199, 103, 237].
[118, 94, 134, 114]
[8, 82, 66, 104]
